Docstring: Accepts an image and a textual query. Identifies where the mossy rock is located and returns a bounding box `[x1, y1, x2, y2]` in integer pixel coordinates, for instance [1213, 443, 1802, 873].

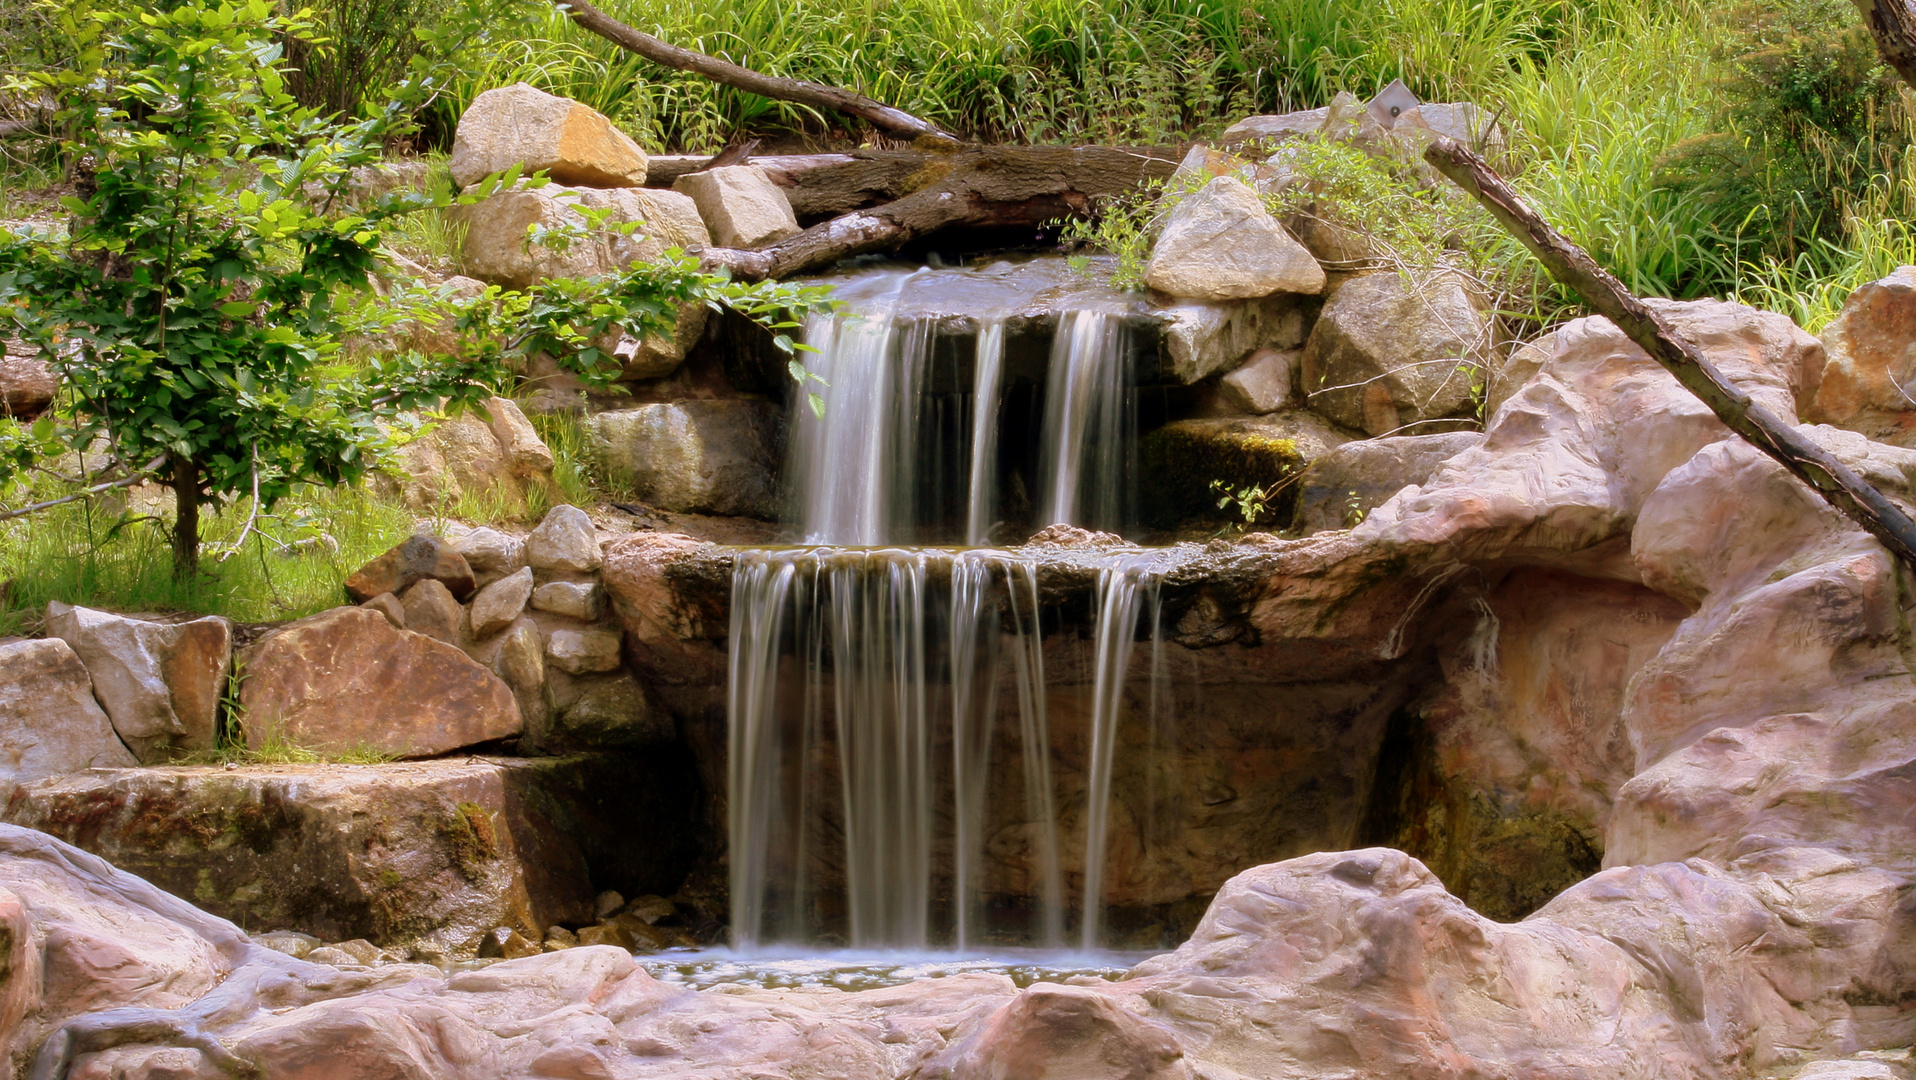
[1142, 411, 1354, 529]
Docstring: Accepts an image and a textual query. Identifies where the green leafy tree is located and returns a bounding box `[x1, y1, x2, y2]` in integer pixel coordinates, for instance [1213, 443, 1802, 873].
[0, 0, 830, 578]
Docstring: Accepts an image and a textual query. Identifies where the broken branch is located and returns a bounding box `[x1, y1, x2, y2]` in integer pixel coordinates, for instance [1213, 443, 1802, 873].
[553, 0, 960, 144]
[1424, 135, 1916, 572]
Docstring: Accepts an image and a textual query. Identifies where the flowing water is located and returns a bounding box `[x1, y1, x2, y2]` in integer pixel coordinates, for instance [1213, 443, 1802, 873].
[731, 262, 1169, 955]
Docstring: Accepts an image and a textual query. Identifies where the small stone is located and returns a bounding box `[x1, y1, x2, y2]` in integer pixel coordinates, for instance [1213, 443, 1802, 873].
[525, 505, 602, 574]
[361, 592, 406, 629]
[454, 527, 526, 590]
[344, 533, 475, 603]
[253, 930, 320, 959]
[304, 946, 362, 968]
[1145, 175, 1325, 301]
[594, 890, 626, 921]
[479, 927, 543, 960]
[546, 629, 623, 675]
[332, 939, 383, 966]
[399, 578, 463, 645]
[451, 82, 647, 189]
[577, 923, 637, 951]
[1220, 348, 1298, 414]
[544, 925, 579, 951]
[625, 895, 675, 925]
[469, 567, 534, 639]
[672, 164, 801, 249]
[532, 580, 604, 621]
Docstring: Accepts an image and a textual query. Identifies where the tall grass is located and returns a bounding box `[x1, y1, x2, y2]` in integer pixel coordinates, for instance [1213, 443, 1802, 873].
[0, 482, 416, 634]
[433, 0, 1671, 151]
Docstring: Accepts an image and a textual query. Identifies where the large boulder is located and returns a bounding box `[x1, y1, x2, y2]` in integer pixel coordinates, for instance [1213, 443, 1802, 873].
[1144, 176, 1324, 301]
[588, 400, 782, 518]
[1299, 270, 1490, 436]
[450, 82, 648, 190]
[3, 758, 594, 957]
[238, 607, 520, 758]
[0, 639, 136, 792]
[43, 603, 231, 762]
[375, 399, 555, 513]
[672, 164, 801, 249]
[454, 183, 708, 290]
[1290, 431, 1484, 534]
[1804, 266, 1915, 444]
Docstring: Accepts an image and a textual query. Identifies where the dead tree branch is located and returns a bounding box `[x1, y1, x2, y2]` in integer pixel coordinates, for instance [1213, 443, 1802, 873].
[553, 0, 960, 143]
[1425, 136, 1916, 572]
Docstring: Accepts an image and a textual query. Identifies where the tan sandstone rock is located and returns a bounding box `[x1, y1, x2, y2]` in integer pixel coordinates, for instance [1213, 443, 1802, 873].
[344, 533, 476, 603]
[455, 183, 709, 290]
[240, 607, 520, 757]
[1299, 270, 1490, 436]
[1144, 175, 1324, 301]
[0, 337, 55, 420]
[587, 400, 783, 519]
[450, 82, 648, 189]
[1806, 265, 1916, 444]
[672, 164, 801, 249]
[43, 603, 231, 762]
[0, 639, 136, 791]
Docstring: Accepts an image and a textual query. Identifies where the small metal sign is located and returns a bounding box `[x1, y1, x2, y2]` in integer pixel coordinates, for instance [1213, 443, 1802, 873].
[1368, 79, 1421, 129]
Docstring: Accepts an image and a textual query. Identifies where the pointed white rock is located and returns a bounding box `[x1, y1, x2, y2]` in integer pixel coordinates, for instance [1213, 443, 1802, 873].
[1144, 175, 1325, 301]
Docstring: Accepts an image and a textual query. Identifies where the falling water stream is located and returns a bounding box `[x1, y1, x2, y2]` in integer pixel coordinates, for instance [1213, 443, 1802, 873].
[727, 265, 1170, 959]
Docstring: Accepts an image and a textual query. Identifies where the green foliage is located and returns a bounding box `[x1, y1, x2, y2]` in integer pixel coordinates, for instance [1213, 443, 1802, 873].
[1210, 478, 1275, 528]
[0, 0, 835, 581]
[0, 0, 501, 575]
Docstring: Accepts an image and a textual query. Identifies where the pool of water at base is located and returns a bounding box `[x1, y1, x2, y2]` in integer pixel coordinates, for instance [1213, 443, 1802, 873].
[634, 948, 1156, 992]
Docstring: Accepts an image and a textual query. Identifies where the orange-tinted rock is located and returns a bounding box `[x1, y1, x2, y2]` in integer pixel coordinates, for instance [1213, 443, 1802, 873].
[43, 602, 232, 762]
[239, 607, 519, 758]
[1807, 266, 1916, 444]
[343, 533, 476, 602]
[450, 82, 648, 190]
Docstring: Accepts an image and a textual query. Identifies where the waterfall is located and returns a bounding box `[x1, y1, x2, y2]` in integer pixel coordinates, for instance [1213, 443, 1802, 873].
[789, 275, 934, 546]
[1076, 553, 1164, 950]
[964, 318, 1007, 546]
[1038, 310, 1134, 533]
[727, 547, 1070, 951]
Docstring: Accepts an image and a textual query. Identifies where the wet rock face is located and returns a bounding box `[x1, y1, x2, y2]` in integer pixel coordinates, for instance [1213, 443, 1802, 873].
[1289, 431, 1482, 534]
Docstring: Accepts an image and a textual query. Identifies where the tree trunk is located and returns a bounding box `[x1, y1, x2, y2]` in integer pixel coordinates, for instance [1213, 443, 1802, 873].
[1852, 0, 1916, 89]
[1423, 136, 1916, 573]
[695, 145, 1183, 280]
[170, 455, 201, 580]
[552, 0, 960, 144]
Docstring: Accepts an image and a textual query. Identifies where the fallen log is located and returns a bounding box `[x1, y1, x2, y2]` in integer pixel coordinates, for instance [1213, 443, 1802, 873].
[694, 145, 1182, 280]
[646, 150, 929, 218]
[554, 0, 960, 144]
[1424, 135, 1916, 572]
